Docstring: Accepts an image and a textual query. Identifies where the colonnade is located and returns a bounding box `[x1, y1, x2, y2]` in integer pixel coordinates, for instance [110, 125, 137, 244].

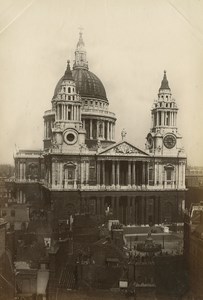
[82, 118, 115, 140]
[153, 110, 177, 127]
[16, 189, 26, 203]
[56, 103, 81, 122]
[80, 195, 162, 225]
[97, 160, 149, 187]
[17, 161, 26, 181]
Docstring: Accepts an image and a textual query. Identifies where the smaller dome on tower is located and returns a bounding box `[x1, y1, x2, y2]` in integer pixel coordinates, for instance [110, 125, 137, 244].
[159, 70, 170, 91]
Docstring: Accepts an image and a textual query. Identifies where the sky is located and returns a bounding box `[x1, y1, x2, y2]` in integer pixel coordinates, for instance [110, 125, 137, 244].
[0, 0, 203, 166]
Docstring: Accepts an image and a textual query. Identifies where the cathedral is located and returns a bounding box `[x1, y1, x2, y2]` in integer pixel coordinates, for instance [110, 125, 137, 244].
[12, 32, 187, 228]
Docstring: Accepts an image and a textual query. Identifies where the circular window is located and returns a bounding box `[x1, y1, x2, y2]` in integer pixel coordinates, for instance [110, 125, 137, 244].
[66, 133, 75, 142]
[63, 130, 77, 145]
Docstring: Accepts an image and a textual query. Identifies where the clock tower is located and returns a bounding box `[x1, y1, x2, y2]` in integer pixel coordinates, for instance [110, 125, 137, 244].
[146, 71, 184, 157]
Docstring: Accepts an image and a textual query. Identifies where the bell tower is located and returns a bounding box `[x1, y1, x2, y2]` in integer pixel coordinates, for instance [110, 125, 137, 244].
[146, 71, 184, 156]
[51, 61, 86, 153]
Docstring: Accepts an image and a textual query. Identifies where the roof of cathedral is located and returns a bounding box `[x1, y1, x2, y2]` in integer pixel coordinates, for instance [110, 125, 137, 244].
[53, 32, 108, 101]
[53, 67, 107, 101]
[159, 70, 170, 91]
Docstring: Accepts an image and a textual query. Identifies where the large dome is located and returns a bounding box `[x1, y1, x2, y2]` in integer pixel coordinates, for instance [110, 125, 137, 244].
[53, 68, 108, 102]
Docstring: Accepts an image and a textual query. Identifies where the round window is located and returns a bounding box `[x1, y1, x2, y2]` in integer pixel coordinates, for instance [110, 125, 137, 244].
[63, 130, 77, 145]
[66, 133, 75, 142]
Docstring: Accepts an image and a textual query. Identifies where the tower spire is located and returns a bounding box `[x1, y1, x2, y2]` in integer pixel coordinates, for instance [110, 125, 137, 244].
[159, 70, 170, 91]
[73, 28, 88, 70]
[63, 60, 74, 80]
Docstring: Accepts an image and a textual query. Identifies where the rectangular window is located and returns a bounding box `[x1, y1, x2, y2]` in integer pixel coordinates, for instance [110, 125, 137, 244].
[166, 169, 172, 181]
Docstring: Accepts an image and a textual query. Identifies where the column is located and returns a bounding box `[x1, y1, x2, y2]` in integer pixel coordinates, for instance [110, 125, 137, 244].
[97, 120, 99, 138]
[79, 106, 81, 121]
[61, 105, 63, 120]
[83, 119, 85, 129]
[20, 163, 22, 181]
[86, 161, 89, 185]
[182, 163, 185, 188]
[63, 105, 65, 120]
[116, 161, 120, 186]
[154, 163, 157, 186]
[145, 162, 148, 186]
[132, 161, 136, 186]
[60, 163, 63, 188]
[52, 163, 55, 187]
[142, 162, 146, 187]
[112, 161, 115, 186]
[97, 161, 101, 186]
[57, 163, 60, 186]
[102, 121, 105, 139]
[74, 106, 76, 120]
[161, 111, 163, 126]
[90, 119, 93, 139]
[109, 123, 111, 140]
[107, 121, 109, 140]
[157, 111, 159, 126]
[81, 161, 84, 185]
[77, 106, 79, 121]
[102, 160, 105, 186]
[128, 161, 132, 186]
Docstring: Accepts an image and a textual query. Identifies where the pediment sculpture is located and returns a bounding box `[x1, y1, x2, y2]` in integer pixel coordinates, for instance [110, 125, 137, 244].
[115, 143, 138, 154]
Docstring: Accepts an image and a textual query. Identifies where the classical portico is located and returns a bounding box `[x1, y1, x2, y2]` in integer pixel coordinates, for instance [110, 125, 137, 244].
[96, 159, 149, 188]
[96, 141, 150, 189]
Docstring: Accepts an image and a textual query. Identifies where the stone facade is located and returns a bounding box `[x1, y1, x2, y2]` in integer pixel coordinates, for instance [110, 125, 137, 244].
[9, 32, 187, 229]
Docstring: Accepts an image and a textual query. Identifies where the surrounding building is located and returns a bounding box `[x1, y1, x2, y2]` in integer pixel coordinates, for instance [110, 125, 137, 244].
[185, 166, 203, 211]
[0, 218, 14, 300]
[184, 202, 203, 299]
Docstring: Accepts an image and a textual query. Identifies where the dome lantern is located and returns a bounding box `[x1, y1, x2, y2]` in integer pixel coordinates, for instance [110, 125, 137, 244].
[73, 29, 88, 70]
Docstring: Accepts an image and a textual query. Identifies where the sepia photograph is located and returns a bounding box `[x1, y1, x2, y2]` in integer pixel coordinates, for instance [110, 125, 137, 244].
[0, 0, 203, 299]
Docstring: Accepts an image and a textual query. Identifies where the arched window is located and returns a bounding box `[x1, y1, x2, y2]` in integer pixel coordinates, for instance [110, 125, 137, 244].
[68, 87, 71, 93]
[164, 164, 174, 185]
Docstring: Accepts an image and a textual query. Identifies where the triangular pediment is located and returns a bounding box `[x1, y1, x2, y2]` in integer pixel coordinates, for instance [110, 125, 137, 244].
[98, 141, 149, 157]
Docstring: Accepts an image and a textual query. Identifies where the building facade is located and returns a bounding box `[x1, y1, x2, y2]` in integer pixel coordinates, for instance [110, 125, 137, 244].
[8, 32, 187, 231]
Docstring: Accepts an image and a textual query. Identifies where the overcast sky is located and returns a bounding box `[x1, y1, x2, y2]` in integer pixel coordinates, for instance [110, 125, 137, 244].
[0, 0, 203, 165]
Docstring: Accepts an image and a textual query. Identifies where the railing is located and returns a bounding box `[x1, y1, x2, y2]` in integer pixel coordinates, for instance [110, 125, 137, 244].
[82, 108, 116, 117]
[8, 178, 44, 184]
[42, 183, 185, 191]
